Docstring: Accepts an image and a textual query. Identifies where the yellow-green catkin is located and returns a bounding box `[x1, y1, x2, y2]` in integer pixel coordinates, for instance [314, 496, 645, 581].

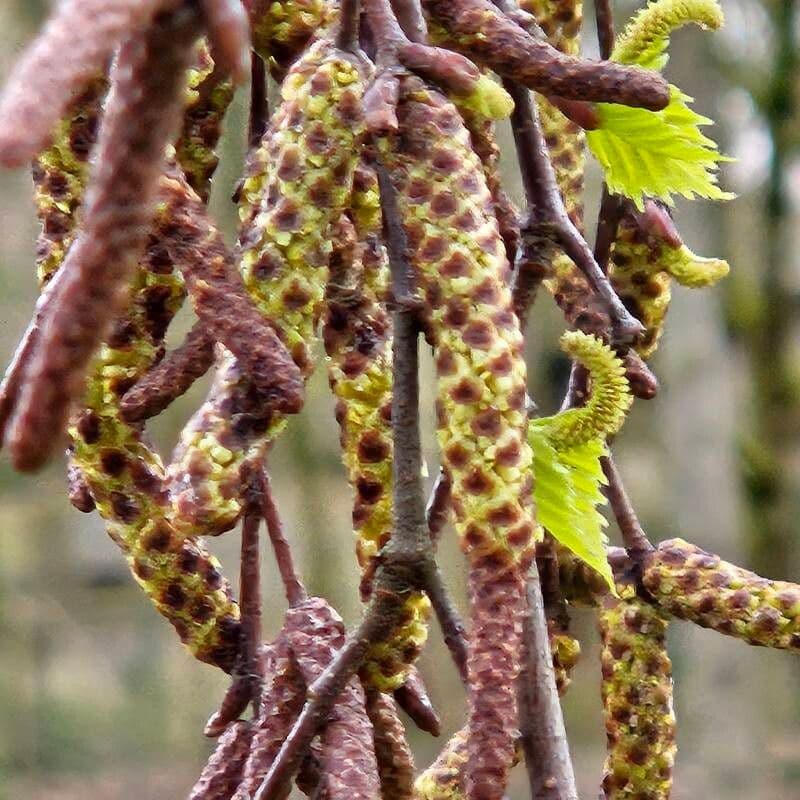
[33, 90, 240, 670]
[168, 41, 368, 537]
[383, 77, 535, 797]
[323, 162, 430, 692]
[609, 204, 729, 358]
[414, 728, 469, 800]
[176, 41, 235, 203]
[599, 592, 676, 799]
[642, 538, 800, 650]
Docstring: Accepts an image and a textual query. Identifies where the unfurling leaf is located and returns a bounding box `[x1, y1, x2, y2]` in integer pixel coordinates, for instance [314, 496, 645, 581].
[528, 332, 633, 591]
[586, 0, 732, 208]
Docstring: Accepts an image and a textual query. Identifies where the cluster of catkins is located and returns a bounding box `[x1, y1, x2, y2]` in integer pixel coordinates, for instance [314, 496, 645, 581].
[1, 0, 799, 799]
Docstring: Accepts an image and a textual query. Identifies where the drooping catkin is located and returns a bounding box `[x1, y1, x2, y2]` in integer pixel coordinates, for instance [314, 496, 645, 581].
[157, 171, 304, 414]
[381, 76, 535, 799]
[324, 162, 430, 693]
[642, 538, 800, 650]
[599, 593, 676, 800]
[234, 638, 307, 800]
[365, 690, 416, 800]
[609, 201, 729, 358]
[414, 727, 469, 800]
[189, 721, 254, 800]
[168, 40, 368, 536]
[284, 597, 380, 800]
[5, 62, 240, 669]
[7, 6, 203, 472]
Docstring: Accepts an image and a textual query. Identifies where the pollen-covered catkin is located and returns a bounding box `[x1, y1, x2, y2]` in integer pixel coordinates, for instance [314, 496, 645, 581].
[246, 0, 334, 75]
[599, 593, 676, 799]
[642, 538, 800, 650]
[381, 76, 536, 799]
[609, 201, 729, 358]
[324, 163, 430, 693]
[168, 40, 368, 536]
[15, 67, 241, 669]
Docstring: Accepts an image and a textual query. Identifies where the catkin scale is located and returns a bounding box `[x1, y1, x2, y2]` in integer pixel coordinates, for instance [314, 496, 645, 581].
[8, 7, 203, 472]
[599, 594, 676, 800]
[168, 41, 368, 536]
[381, 77, 535, 799]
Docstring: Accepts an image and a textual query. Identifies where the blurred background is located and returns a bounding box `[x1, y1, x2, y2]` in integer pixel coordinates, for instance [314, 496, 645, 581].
[1, 0, 799, 797]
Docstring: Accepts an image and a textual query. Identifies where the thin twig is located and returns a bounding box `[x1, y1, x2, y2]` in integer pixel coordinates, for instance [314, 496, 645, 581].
[600, 454, 653, 557]
[259, 467, 308, 607]
[519, 571, 579, 800]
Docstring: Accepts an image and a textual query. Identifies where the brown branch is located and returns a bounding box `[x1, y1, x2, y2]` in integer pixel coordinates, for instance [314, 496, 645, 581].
[507, 80, 643, 343]
[518, 570, 579, 800]
[259, 467, 308, 608]
[423, 0, 669, 109]
[600, 454, 654, 557]
[120, 322, 215, 423]
[204, 463, 266, 737]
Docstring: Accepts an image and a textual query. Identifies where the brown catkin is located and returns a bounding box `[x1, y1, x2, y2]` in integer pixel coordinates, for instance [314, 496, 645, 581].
[190, 721, 254, 800]
[120, 321, 215, 422]
[599, 594, 676, 799]
[157, 171, 304, 413]
[285, 598, 380, 800]
[365, 690, 416, 800]
[234, 638, 306, 800]
[8, 6, 202, 472]
[642, 538, 800, 650]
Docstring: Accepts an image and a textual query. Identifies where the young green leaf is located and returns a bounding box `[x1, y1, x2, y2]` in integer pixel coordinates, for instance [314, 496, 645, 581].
[528, 332, 633, 591]
[585, 0, 733, 209]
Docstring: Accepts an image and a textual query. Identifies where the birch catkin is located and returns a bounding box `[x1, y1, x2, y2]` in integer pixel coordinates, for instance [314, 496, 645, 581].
[382, 76, 535, 799]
